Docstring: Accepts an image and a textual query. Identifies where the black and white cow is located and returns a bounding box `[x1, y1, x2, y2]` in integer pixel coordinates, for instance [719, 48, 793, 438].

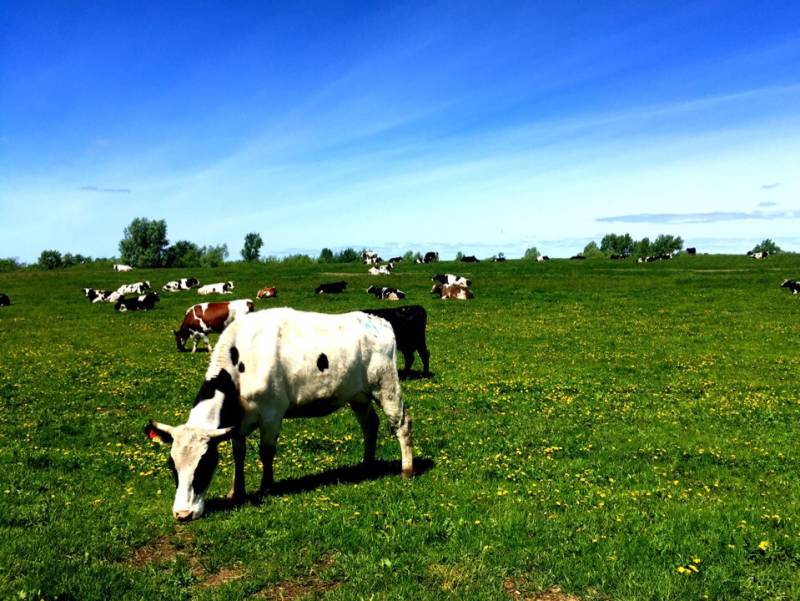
[163, 277, 200, 292]
[113, 264, 134, 272]
[423, 251, 439, 264]
[315, 281, 347, 294]
[361, 305, 430, 377]
[781, 279, 800, 294]
[198, 282, 234, 295]
[83, 288, 123, 303]
[115, 292, 160, 312]
[388, 256, 403, 263]
[144, 308, 414, 520]
[366, 285, 406, 300]
[537, 255, 550, 262]
[368, 263, 394, 275]
[0, 293, 9, 307]
[749, 251, 769, 260]
[431, 273, 471, 288]
[362, 250, 380, 265]
[116, 281, 151, 295]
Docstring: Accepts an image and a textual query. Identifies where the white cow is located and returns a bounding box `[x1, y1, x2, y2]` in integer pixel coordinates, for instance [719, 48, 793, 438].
[116, 281, 151, 295]
[113, 264, 134, 272]
[198, 281, 234, 295]
[145, 308, 414, 520]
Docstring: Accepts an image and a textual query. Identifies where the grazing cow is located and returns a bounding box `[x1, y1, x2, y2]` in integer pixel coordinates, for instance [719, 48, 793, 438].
[0, 293, 9, 307]
[163, 277, 200, 292]
[145, 308, 414, 520]
[570, 254, 586, 260]
[440, 284, 474, 300]
[460, 255, 479, 263]
[315, 281, 347, 294]
[423, 251, 439, 264]
[115, 292, 160, 312]
[366, 285, 406, 300]
[116, 281, 151, 295]
[781, 280, 800, 294]
[361, 305, 429, 376]
[198, 281, 234, 295]
[537, 255, 550, 262]
[113, 264, 133, 272]
[174, 299, 255, 352]
[432, 273, 471, 288]
[256, 286, 278, 299]
[388, 256, 403, 263]
[687, 247, 697, 255]
[362, 250, 380, 265]
[749, 251, 769, 260]
[415, 257, 424, 264]
[368, 264, 394, 276]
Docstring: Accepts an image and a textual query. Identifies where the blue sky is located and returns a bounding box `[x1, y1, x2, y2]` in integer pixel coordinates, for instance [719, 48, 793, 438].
[2, 1, 799, 262]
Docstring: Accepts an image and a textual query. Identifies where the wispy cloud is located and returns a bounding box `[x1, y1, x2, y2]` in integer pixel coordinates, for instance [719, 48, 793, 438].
[80, 185, 131, 193]
[761, 182, 781, 190]
[597, 209, 800, 224]
[758, 201, 778, 207]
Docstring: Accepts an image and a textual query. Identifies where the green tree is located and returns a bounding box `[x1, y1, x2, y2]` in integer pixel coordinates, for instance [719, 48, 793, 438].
[651, 234, 683, 256]
[38, 250, 63, 270]
[200, 244, 228, 268]
[164, 240, 202, 267]
[241, 232, 263, 262]
[0, 258, 23, 272]
[751, 239, 781, 255]
[318, 248, 334, 263]
[600, 233, 634, 256]
[455, 251, 464, 261]
[334, 247, 359, 263]
[403, 250, 422, 263]
[119, 218, 169, 267]
[582, 241, 603, 258]
[523, 247, 540, 260]
[634, 237, 651, 258]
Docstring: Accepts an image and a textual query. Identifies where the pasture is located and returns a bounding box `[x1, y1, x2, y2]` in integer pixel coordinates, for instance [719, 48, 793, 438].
[1, 255, 800, 600]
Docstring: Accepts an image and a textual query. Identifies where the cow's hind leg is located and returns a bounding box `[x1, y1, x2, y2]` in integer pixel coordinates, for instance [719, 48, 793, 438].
[257, 421, 282, 495]
[372, 371, 414, 477]
[349, 399, 379, 466]
[418, 344, 431, 376]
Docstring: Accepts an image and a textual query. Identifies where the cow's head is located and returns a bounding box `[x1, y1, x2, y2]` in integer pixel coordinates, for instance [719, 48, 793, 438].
[174, 330, 188, 352]
[144, 420, 234, 520]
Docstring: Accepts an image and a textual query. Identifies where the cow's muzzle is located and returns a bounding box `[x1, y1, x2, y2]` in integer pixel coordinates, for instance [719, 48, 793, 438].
[174, 509, 195, 521]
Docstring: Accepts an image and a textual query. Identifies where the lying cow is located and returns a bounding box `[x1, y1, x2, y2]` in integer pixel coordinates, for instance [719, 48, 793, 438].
[113, 264, 133, 272]
[749, 251, 769, 260]
[198, 281, 234, 295]
[781, 279, 800, 294]
[315, 281, 347, 294]
[366, 285, 406, 300]
[361, 305, 429, 377]
[460, 255, 479, 263]
[163, 277, 200, 292]
[0, 293, 9, 307]
[362, 250, 380, 265]
[82, 288, 121, 303]
[423, 251, 439, 263]
[537, 255, 550, 262]
[115, 292, 160, 312]
[440, 284, 474, 300]
[432, 273, 471, 288]
[174, 299, 255, 352]
[145, 308, 414, 520]
[388, 256, 403, 263]
[368, 264, 394, 275]
[256, 286, 278, 299]
[116, 281, 151, 295]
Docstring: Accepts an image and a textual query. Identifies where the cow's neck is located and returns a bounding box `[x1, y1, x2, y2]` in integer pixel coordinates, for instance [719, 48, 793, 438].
[187, 367, 242, 429]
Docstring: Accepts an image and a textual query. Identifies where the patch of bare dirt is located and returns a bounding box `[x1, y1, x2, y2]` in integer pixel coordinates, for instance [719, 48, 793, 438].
[253, 555, 341, 600]
[504, 578, 581, 601]
[196, 565, 247, 589]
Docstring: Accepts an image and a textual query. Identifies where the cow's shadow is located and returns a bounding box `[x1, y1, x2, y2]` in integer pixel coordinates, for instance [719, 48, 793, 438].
[204, 458, 434, 516]
[400, 370, 434, 381]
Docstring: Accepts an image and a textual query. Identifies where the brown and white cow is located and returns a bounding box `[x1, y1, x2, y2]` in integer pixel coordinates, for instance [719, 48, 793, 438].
[440, 283, 474, 300]
[174, 299, 254, 352]
[256, 286, 277, 299]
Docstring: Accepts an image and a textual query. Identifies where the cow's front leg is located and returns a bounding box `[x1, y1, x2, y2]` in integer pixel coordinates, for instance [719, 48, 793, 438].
[350, 400, 379, 465]
[227, 436, 247, 503]
[257, 422, 281, 495]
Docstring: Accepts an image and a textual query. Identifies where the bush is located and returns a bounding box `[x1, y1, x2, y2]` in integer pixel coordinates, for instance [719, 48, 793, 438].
[751, 239, 781, 255]
[318, 248, 334, 263]
[119, 218, 169, 267]
[0, 257, 24, 272]
[37, 250, 63, 270]
[164, 241, 203, 268]
[200, 244, 228, 268]
[523, 247, 540, 260]
[333, 248, 359, 263]
[582, 241, 604, 258]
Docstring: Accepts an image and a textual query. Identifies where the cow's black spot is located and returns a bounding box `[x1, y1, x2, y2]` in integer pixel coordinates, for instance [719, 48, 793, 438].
[229, 346, 239, 366]
[317, 353, 329, 372]
[193, 369, 243, 428]
[238, 362, 245, 373]
[191, 446, 219, 495]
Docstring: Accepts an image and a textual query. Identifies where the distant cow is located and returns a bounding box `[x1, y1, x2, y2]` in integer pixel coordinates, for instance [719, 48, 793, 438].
[440, 284, 474, 300]
[368, 264, 394, 275]
[0, 293, 9, 307]
[366, 285, 406, 300]
[492, 254, 506, 262]
[362, 250, 382, 265]
[686, 247, 697, 255]
[460, 255, 479, 263]
[749, 251, 769, 260]
[781, 280, 800, 294]
[198, 281, 234, 295]
[115, 292, 160, 312]
[113, 264, 133, 272]
[315, 281, 347, 294]
[432, 273, 471, 288]
[174, 299, 255, 352]
[570, 254, 586, 260]
[256, 286, 278, 299]
[361, 305, 430, 376]
[388, 256, 403, 263]
[423, 251, 439, 264]
[537, 255, 550, 262]
[82, 288, 120, 303]
[163, 277, 199, 292]
[116, 281, 151, 295]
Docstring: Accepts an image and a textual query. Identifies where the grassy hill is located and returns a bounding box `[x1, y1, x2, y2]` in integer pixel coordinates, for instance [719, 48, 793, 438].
[1, 255, 799, 600]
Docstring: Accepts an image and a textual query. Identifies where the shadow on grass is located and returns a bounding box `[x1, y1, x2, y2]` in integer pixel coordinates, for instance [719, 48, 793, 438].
[400, 370, 435, 381]
[204, 458, 434, 517]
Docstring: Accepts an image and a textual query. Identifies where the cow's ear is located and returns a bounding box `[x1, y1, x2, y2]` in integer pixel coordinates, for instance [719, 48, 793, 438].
[144, 420, 174, 444]
[207, 426, 236, 443]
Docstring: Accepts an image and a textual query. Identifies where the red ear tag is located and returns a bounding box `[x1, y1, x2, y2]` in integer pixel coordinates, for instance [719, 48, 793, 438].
[149, 430, 160, 442]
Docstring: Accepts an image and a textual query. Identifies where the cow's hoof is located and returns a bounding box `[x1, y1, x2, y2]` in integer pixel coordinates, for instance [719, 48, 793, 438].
[402, 468, 415, 479]
[227, 490, 246, 505]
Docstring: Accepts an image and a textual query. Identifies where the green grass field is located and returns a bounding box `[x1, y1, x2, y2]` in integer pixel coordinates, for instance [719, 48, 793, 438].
[1, 255, 800, 600]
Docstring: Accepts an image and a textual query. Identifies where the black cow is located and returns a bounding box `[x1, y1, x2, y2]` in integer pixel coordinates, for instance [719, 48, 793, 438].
[0, 293, 9, 307]
[423, 251, 439, 264]
[366, 285, 406, 300]
[460, 255, 479, 263]
[686, 247, 697, 255]
[115, 292, 160, 312]
[570, 254, 586, 260]
[781, 280, 800, 294]
[315, 281, 347, 294]
[360, 305, 430, 377]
